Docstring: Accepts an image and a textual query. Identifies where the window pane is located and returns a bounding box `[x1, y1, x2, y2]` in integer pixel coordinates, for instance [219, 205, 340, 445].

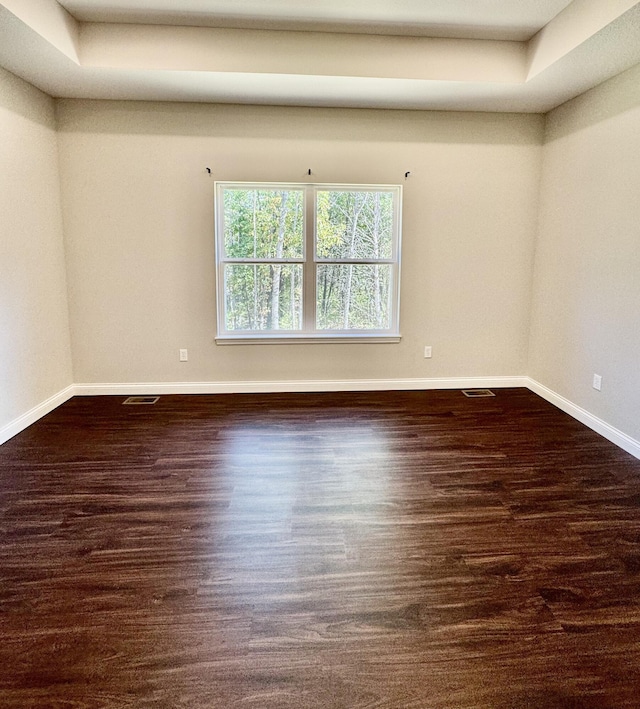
[223, 188, 304, 259]
[316, 190, 393, 260]
[225, 264, 303, 331]
[316, 264, 391, 330]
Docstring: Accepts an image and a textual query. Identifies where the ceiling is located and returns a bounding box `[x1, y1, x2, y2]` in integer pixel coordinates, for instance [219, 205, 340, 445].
[1, 0, 640, 112]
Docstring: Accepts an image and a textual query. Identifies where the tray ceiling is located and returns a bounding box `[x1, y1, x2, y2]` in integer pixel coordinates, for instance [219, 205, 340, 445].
[1, 0, 640, 112]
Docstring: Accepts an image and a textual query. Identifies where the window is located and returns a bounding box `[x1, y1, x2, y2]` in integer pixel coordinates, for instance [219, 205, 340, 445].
[215, 182, 402, 343]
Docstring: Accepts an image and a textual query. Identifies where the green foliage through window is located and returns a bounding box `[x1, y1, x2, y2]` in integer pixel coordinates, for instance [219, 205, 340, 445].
[316, 190, 393, 260]
[223, 189, 304, 259]
[317, 264, 391, 330]
[225, 264, 302, 331]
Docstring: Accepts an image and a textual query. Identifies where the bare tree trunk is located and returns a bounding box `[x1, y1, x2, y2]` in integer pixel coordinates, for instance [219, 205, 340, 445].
[343, 194, 366, 329]
[270, 191, 288, 329]
[372, 192, 382, 327]
[290, 198, 300, 328]
[252, 192, 258, 328]
[290, 265, 296, 328]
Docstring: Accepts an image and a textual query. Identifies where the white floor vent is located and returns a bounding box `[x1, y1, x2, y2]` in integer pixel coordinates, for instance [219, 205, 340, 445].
[462, 389, 496, 398]
[123, 396, 160, 405]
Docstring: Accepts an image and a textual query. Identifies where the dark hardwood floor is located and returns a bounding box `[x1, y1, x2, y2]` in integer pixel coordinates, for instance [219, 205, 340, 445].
[1, 388, 640, 708]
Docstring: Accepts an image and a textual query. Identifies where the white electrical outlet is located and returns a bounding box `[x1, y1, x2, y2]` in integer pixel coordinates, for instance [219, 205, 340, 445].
[424, 346, 432, 359]
[179, 349, 188, 362]
[593, 373, 602, 391]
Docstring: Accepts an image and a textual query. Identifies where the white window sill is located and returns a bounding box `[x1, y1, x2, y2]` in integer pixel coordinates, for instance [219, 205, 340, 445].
[215, 334, 401, 345]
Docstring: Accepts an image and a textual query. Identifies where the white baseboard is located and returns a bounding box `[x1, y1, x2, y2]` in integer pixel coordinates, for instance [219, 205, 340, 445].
[3, 378, 638, 462]
[0, 377, 526, 446]
[73, 376, 528, 396]
[0, 385, 75, 446]
[526, 378, 640, 460]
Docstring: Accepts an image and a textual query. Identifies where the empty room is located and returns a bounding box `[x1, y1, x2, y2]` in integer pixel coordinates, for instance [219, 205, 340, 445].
[1, 0, 640, 706]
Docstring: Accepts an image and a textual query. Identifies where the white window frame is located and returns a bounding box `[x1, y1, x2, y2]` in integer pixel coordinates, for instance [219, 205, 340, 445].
[214, 181, 402, 344]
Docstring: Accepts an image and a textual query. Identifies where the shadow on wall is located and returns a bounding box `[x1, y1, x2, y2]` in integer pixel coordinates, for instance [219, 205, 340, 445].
[0, 66, 54, 128]
[55, 99, 544, 146]
[545, 61, 640, 142]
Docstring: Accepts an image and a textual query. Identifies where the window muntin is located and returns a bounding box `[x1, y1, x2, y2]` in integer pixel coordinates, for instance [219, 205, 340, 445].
[215, 182, 401, 341]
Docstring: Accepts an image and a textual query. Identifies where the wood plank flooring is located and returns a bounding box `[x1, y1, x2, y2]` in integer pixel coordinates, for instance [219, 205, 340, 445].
[1, 388, 640, 708]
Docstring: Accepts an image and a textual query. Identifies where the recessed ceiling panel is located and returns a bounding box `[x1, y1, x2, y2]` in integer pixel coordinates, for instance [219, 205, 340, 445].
[57, 0, 575, 40]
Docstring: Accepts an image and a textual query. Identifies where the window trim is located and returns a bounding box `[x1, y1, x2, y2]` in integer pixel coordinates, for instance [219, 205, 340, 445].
[214, 181, 402, 343]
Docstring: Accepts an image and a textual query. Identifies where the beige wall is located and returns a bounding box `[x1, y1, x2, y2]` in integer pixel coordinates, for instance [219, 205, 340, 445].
[529, 62, 640, 442]
[0, 67, 73, 431]
[56, 100, 543, 385]
[2, 67, 638, 453]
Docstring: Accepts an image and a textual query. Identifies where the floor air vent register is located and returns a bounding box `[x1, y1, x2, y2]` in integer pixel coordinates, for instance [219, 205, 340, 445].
[462, 389, 496, 398]
[123, 396, 160, 405]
